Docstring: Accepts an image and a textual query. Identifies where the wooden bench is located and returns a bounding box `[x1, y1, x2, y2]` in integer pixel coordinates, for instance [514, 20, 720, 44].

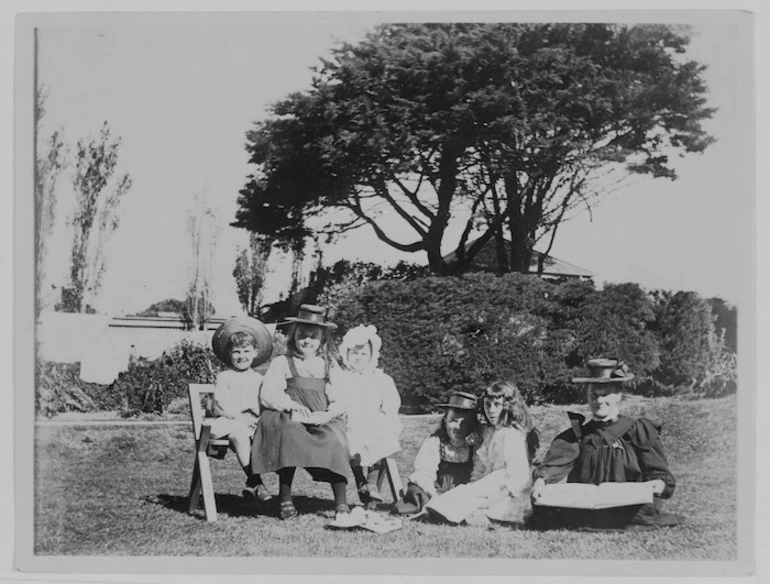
[188, 382, 405, 517]
[374, 457, 405, 504]
[187, 383, 231, 522]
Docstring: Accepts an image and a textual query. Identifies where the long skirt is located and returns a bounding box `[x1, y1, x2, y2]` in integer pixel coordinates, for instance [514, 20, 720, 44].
[251, 410, 350, 481]
[425, 469, 533, 524]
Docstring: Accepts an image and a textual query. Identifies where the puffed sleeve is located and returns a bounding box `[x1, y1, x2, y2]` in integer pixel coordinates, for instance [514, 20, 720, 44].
[501, 427, 531, 495]
[408, 435, 442, 497]
[378, 371, 401, 418]
[629, 418, 676, 499]
[471, 427, 492, 482]
[536, 426, 581, 484]
[259, 356, 296, 412]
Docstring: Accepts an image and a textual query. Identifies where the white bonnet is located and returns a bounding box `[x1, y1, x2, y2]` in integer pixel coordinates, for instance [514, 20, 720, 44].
[339, 324, 382, 369]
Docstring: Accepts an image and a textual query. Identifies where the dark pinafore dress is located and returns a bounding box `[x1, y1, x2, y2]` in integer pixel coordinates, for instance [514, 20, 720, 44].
[435, 442, 474, 495]
[250, 357, 350, 483]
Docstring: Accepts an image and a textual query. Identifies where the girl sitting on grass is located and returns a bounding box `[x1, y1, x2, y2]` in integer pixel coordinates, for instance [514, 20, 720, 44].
[337, 325, 401, 507]
[420, 381, 539, 526]
[395, 391, 480, 515]
[250, 305, 352, 522]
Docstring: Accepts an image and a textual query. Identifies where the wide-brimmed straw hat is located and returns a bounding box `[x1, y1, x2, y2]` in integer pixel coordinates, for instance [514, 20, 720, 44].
[572, 358, 635, 384]
[212, 316, 273, 368]
[437, 391, 478, 411]
[281, 304, 337, 330]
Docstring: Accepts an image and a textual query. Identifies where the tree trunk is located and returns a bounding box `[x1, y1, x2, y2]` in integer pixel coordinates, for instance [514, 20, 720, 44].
[426, 142, 462, 275]
[504, 174, 533, 274]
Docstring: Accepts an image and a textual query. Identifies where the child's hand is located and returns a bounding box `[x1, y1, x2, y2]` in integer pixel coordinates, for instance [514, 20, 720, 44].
[531, 478, 546, 500]
[290, 404, 312, 417]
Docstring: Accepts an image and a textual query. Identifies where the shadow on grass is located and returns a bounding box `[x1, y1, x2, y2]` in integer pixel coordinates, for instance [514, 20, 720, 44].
[146, 493, 341, 521]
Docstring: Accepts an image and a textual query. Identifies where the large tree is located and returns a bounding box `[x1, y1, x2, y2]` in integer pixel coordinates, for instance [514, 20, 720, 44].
[235, 23, 714, 275]
[61, 122, 132, 312]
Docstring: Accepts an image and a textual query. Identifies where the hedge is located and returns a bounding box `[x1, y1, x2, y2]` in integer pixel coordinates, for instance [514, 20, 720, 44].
[36, 274, 738, 416]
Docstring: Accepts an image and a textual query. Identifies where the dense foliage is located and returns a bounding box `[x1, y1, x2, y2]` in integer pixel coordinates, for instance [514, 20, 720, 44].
[235, 23, 714, 275]
[37, 275, 737, 416]
[323, 274, 735, 409]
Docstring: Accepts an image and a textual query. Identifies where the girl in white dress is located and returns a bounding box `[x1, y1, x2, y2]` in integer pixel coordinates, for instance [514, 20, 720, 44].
[337, 325, 401, 505]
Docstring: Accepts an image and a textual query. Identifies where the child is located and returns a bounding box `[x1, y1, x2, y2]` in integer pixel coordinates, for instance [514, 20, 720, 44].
[209, 316, 275, 501]
[395, 391, 480, 515]
[250, 305, 352, 522]
[422, 381, 539, 525]
[532, 358, 682, 529]
[337, 325, 401, 506]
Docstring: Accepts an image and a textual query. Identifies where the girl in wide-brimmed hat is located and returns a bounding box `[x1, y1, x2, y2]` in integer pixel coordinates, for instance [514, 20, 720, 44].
[395, 391, 481, 515]
[209, 316, 275, 502]
[250, 305, 353, 522]
[532, 358, 683, 530]
[337, 325, 402, 507]
[419, 381, 539, 526]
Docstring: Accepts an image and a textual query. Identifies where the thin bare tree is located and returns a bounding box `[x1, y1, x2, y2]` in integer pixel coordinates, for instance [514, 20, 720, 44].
[186, 190, 221, 329]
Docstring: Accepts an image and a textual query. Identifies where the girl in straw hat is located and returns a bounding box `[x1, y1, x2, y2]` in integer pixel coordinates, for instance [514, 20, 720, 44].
[337, 324, 401, 507]
[532, 358, 682, 529]
[209, 316, 275, 502]
[395, 391, 480, 515]
[420, 381, 539, 526]
[250, 305, 353, 522]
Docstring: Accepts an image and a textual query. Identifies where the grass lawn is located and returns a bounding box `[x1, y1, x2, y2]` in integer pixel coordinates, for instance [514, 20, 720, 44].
[33, 395, 737, 559]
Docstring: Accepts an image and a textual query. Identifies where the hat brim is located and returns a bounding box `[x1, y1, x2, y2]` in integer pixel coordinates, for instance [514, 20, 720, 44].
[437, 403, 477, 410]
[280, 317, 338, 330]
[572, 374, 635, 384]
[212, 317, 274, 368]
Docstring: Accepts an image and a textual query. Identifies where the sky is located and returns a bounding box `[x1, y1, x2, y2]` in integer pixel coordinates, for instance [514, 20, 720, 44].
[32, 11, 753, 316]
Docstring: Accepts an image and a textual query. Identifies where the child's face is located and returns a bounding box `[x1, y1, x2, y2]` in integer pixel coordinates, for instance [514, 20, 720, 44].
[347, 343, 372, 373]
[587, 383, 622, 420]
[295, 324, 323, 358]
[445, 408, 475, 443]
[229, 344, 257, 371]
[483, 395, 505, 427]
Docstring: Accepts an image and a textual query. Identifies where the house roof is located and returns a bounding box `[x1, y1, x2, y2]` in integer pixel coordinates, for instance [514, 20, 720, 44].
[444, 237, 593, 279]
[108, 315, 233, 330]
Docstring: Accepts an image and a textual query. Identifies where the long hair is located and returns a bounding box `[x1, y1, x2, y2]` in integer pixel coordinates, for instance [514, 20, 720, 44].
[481, 381, 540, 463]
[285, 322, 339, 368]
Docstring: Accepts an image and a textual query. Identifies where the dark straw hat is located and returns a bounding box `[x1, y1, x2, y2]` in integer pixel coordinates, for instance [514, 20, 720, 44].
[438, 391, 478, 411]
[212, 316, 274, 368]
[572, 358, 635, 384]
[281, 304, 337, 330]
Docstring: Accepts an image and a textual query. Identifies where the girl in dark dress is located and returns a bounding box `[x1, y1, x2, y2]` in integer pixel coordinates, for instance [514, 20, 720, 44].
[250, 305, 351, 521]
[532, 358, 682, 529]
[395, 392, 480, 515]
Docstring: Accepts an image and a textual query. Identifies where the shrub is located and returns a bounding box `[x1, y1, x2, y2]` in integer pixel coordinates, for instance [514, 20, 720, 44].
[36, 361, 102, 417]
[327, 273, 582, 409]
[559, 282, 660, 376]
[108, 339, 225, 417]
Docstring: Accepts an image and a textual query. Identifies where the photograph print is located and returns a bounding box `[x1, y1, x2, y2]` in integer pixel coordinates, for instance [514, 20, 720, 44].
[16, 9, 754, 576]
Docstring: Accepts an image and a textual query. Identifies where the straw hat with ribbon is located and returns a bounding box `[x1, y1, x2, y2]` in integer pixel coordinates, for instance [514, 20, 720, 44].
[437, 391, 479, 411]
[211, 316, 274, 368]
[281, 304, 337, 330]
[571, 358, 635, 384]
